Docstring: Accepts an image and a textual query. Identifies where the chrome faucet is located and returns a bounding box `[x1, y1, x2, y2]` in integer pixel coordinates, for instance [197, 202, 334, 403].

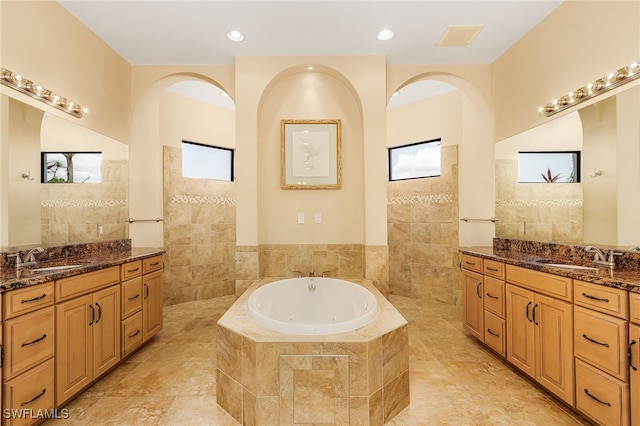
[22, 247, 44, 267]
[309, 271, 315, 277]
[585, 246, 620, 268]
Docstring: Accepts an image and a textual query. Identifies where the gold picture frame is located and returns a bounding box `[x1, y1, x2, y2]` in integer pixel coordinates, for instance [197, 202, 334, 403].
[281, 119, 342, 190]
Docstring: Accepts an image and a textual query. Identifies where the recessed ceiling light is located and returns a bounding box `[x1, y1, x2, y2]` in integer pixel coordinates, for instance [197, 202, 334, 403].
[307, 66, 313, 71]
[376, 28, 395, 41]
[226, 30, 245, 42]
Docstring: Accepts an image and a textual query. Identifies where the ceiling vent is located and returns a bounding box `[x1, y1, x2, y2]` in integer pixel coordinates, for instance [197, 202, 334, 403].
[437, 25, 484, 47]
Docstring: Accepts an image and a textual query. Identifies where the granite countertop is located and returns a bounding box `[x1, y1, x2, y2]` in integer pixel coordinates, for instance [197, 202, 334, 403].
[460, 246, 640, 294]
[0, 247, 165, 293]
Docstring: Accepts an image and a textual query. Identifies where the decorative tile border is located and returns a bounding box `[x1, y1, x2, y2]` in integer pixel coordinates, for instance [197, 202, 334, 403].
[170, 195, 236, 205]
[42, 199, 127, 207]
[496, 198, 583, 207]
[387, 193, 453, 205]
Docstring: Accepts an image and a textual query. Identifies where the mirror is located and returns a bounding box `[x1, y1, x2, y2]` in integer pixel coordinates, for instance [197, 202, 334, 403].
[1, 95, 129, 248]
[495, 85, 640, 249]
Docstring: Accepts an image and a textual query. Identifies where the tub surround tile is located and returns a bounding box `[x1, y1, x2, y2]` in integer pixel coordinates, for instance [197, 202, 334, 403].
[216, 278, 410, 424]
[217, 370, 243, 424]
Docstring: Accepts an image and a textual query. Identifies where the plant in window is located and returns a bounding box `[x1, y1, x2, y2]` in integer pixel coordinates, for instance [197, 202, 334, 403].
[541, 167, 562, 182]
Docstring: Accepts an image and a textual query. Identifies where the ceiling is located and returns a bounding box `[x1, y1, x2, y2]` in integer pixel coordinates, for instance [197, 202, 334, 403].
[58, 0, 562, 65]
[58, 0, 563, 107]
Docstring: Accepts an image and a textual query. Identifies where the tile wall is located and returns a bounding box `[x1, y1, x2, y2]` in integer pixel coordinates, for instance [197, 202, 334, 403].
[386, 145, 460, 304]
[41, 159, 129, 244]
[257, 244, 389, 297]
[163, 146, 237, 305]
[495, 158, 583, 243]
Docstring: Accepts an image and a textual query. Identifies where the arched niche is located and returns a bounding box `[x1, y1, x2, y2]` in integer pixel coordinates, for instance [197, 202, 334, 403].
[255, 65, 365, 244]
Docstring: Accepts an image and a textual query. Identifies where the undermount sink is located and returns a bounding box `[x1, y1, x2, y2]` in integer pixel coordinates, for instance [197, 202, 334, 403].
[537, 262, 599, 271]
[27, 264, 84, 272]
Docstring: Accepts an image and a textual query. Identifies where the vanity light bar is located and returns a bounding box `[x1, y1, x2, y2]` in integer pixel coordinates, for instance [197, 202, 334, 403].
[539, 60, 640, 117]
[0, 67, 85, 118]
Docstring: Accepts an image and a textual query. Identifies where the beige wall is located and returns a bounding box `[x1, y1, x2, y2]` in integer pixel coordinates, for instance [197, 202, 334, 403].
[5, 98, 43, 246]
[257, 70, 364, 244]
[386, 67, 494, 247]
[234, 57, 388, 249]
[158, 90, 237, 304]
[493, 1, 640, 142]
[387, 92, 461, 303]
[128, 68, 234, 247]
[0, 1, 131, 144]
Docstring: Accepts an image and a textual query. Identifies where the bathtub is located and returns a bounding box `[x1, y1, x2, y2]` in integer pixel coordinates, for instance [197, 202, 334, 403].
[246, 277, 379, 335]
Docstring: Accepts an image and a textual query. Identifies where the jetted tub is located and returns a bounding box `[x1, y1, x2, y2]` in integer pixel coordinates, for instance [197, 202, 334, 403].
[246, 277, 379, 335]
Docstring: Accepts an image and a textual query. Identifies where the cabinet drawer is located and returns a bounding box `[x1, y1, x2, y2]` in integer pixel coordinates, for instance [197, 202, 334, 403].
[56, 266, 120, 302]
[483, 259, 505, 280]
[575, 280, 628, 319]
[576, 359, 629, 426]
[121, 260, 142, 281]
[3, 306, 55, 380]
[484, 311, 505, 357]
[143, 256, 163, 274]
[630, 292, 640, 325]
[484, 276, 505, 318]
[121, 276, 143, 318]
[3, 357, 55, 426]
[506, 265, 572, 302]
[122, 311, 143, 357]
[574, 306, 628, 381]
[460, 254, 482, 273]
[3, 281, 54, 320]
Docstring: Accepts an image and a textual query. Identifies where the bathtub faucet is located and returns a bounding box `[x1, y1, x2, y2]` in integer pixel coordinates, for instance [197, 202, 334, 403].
[292, 270, 302, 278]
[309, 271, 315, 277]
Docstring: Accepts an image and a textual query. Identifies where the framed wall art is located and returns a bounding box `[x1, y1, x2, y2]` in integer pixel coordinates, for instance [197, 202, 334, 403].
[281, 119, 342, 189]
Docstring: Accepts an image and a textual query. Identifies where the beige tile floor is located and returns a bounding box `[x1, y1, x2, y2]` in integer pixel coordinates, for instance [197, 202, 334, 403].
[46, 295, 590, 425]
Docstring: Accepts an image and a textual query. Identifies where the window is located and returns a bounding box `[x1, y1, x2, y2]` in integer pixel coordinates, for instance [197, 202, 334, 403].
[41, 152, 102, 183]
[182, 141, 234, 181]
[518, 151, 581, 183]
[388, 138, 441, 181]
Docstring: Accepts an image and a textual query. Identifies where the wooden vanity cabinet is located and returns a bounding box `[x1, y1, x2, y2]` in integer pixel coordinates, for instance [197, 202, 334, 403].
[120, 261, 143, 357]
[574, 280, 630, 426]
[142, 256, 163, 342]
[55, 267, 121, 406]
[2, 282, 56, 426]
[505, 265, 574, 406]
[462, 268, 484, 341]
[461, 255, 506, 357]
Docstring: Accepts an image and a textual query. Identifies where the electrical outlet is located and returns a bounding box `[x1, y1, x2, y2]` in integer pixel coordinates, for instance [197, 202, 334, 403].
[315, 213, 322, 224]
[297, 212, 305, 224]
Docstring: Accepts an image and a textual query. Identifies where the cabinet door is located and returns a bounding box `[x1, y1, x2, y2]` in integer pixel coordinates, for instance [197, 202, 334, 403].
[56, 294, 93, 406]
[462, 270, 484, 340]
[93, 285, 121, 378]
[534, 294, 574, 406]
[143, 270, 163, 342]
[506, 284, 535, 378]
[630, 323, 640, 426]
